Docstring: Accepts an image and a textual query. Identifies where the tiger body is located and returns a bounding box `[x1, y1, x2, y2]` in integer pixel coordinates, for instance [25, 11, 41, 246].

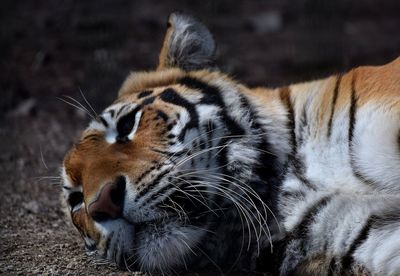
[62, 13, 400, 275]
[255, 61, 400, 275]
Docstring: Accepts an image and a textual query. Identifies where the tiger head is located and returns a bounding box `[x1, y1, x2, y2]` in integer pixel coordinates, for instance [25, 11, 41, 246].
[62, 13, 280, 273]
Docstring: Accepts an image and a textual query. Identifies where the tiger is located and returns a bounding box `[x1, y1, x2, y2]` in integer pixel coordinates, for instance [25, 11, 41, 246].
[61, 12, 400, 275]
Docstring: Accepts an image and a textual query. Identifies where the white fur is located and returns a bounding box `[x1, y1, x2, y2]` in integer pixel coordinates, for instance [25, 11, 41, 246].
[352, 103, 400, 192]
[136, 222, 203, 272]
[277, 80, 400, 274]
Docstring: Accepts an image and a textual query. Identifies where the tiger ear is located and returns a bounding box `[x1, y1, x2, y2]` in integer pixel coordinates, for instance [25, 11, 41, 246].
[157, 12, 216, 71]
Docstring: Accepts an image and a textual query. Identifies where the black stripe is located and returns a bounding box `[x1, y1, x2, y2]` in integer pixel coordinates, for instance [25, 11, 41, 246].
[156, 110, 169, 122]
[142, 96, 155, 106]
[137, 90, 153, 98]
[289, 196, 332, 239]
[348, 74, 375, 185]
[205, 121, 216, 168]
[297, 105, 308, 147]
[150, 147, 183, 157]
[198, 134, 206, 150]
[327, 257, 337, 276]
[159, 88, 199, 141]
[150, 180, 174, 201]
[238, 94, 282, 208]
[348, 73, 357, 144]
[340, 216, 374, 271]
[280, 190, 306, 200]
[281, 196, 332, 275]
[83, 134, 100, 142]
[179, 77, 224, 106]
[84, 240, 96, 252]
[279, 87, 315, 190]
[397, 130, 400, 153]
[137, 170, 170, 198]
[178, 76, 245, 136]
[99, 116, 108, 128]
[178, 77, 247, 206]
[290, 157, 317, 191]
[116, 106, 141, 141]
[280, 87, 296, 154]
[136, 164, 160, 184]
[102, 231, 114, 258]
[116, 104, 128, 118]
[327, 75, 342, 138]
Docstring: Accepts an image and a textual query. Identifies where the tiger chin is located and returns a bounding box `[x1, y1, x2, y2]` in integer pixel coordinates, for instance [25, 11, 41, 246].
[62, 12, 400, 275]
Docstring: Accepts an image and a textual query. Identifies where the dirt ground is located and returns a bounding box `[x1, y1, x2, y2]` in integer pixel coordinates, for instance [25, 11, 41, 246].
[1, 0, 399, 274]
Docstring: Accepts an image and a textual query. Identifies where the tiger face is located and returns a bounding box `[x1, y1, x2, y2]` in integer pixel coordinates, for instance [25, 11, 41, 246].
[63, 81, 220, 271]
[62, 13, 277, 273]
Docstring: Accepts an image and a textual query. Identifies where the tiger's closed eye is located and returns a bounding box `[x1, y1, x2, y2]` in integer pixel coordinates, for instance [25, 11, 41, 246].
[116, 107, 142, 142]
[68, 191, 84, 210]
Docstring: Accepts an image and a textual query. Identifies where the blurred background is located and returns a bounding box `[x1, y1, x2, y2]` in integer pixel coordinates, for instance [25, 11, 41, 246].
[1, 0, 399, 274]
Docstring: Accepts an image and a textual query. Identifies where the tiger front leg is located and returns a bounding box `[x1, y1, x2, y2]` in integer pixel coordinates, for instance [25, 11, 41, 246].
[278, 190, 400, 275]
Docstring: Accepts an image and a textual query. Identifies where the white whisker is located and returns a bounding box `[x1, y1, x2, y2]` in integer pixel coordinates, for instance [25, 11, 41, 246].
[79, 87, 98, 118]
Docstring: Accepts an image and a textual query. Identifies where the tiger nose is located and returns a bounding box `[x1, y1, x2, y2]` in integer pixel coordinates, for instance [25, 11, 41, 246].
[88, 176, 126, 222]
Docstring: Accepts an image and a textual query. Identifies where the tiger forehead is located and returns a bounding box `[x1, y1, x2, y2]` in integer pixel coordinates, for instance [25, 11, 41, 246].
[103, 85, 202, 125]
[117, 84, 203, 103]
[117, 68, 186, 97]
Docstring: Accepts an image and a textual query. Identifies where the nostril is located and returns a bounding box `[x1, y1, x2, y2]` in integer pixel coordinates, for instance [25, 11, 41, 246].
[110, 176, 126, 206]
[91, 211, 112, 222]
[88, 176, 126, 222]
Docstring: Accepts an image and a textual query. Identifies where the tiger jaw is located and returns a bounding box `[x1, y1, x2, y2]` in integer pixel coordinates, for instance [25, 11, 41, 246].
[81, 172, 212, 272]
[63, 140, 221, 272]
[92, 210, 205, 272]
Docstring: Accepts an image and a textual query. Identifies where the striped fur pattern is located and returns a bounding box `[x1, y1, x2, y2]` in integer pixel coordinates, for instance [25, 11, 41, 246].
[61, 13, 400, 275]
